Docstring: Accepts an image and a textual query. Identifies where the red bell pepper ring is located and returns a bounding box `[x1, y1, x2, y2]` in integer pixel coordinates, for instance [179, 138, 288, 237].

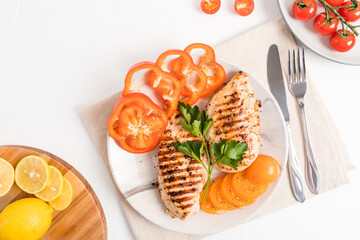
[183, 43, 226, 98]
[122, 61, 180, 118]
[107, 92, 168, 154]
[151, 49, 207, 106]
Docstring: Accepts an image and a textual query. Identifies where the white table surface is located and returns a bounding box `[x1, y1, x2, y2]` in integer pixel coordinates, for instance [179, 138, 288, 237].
[1, 0, 359, 239]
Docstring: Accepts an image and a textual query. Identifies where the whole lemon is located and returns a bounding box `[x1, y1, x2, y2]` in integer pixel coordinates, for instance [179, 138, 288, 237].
[0, 198, 53, 240]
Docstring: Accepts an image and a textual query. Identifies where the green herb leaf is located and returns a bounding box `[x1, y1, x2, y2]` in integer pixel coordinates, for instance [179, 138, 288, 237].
[211, 140, 248, 169]
[178, 102, 201, 125]
[200, 111, 213, 136]
[174, 140, 203, 162]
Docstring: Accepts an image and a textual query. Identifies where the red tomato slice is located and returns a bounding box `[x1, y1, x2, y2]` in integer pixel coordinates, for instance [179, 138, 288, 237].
[330, 30, 356, 52]
[339, 0, 360, 22]
[234, 0, 254, 16]
[201, 0, 221, 15]
[107, 93, 168, 154]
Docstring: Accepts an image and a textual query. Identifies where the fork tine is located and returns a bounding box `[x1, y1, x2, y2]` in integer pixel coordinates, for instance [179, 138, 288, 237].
[288, 50, 292, 84]
[293, 50, 297, 83]
[302, 48, 307, 82]
[297, 48, 302, 82]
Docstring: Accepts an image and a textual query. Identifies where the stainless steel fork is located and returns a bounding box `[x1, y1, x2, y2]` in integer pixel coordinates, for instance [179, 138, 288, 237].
[288, 49, 320, 195]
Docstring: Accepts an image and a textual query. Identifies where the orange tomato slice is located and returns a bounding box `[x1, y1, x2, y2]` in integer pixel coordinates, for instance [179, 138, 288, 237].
[209, 177, 239, 210]
[245, 155, 281, 185]
[231, 172, 268, 200]
[200, 184, 227, 215]
[221, 173, 256, 207]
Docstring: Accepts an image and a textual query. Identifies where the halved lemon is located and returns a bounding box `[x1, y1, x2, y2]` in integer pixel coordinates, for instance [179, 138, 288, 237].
[15, 155, 50, 194]
[49, 178, 73, 211]
[0, 158, 15, 197]
[35, 166, 64, 202]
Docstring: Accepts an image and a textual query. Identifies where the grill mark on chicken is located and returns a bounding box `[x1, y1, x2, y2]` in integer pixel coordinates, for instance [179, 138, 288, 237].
[161, 168, 202, 176]
[165, 180, 203, 190]
[205, 71, 260, 173]
[169, 188, 197, 197]
[171, 196, 193, 203]
[218, 111, 241, 121]
[158, 110, 207, 220]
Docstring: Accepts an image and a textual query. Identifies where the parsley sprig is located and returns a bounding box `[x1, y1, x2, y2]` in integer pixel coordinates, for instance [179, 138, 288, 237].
[174, 102, 248, 203]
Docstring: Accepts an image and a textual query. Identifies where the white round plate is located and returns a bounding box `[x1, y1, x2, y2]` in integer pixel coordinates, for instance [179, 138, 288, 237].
[107, 59, 288, 235]
[278, 0, 360, 65]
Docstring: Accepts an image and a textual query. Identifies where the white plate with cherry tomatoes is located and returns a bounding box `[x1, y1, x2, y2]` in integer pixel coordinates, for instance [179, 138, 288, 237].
[278, 0, 360, 65]
[106, 58, 288, 235]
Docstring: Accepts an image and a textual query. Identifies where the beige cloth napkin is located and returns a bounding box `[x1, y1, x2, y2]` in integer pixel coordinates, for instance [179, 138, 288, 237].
[80, 17, 354, 240]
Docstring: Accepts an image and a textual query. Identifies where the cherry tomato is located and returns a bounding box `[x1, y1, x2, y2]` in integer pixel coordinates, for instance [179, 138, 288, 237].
[234, 0, 254, 16]
[339, 0, 360, 22]
[324, 0, 344, 7]
[293, 0, 317, 21]
[107, 93, 168, 153]
[245, 155, 281, 185]
[201, 0, 221, 14]
[313, 12, 339, 36]
[330, 30, 356, 52]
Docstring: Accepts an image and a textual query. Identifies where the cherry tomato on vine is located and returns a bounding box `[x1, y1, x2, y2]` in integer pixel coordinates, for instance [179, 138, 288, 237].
[330, 30, 356, 52]
[293, 0, 317, 21]
[313, 12, 339, 36]
[201, 0, 221, 14]
[234, 0, 254, 16]
[324, 0, 345, 7]
[339, 0, 360, 22]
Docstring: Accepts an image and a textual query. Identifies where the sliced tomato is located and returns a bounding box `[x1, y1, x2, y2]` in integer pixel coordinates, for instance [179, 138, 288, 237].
[200, 184, 227, 215]
[221, 173, 256, 207]
[178, 43, 226, 98]
[151, 50, 207, 106]
[234, 0, 255, 16]
[107, 93, 168, 153]
[201, 0, 221, 14]
[245, 155, 281, 185]
[122, 61, 180, 118]
[209, 177, 239, 210]
[231, 172, 268, 200]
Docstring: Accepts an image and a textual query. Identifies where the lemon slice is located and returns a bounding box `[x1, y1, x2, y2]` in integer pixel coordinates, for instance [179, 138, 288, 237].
[0, 158, 15, 197]
[35, 166, 64, 202]
[49, 178, 73, 211]
[15, 155, 50, 194]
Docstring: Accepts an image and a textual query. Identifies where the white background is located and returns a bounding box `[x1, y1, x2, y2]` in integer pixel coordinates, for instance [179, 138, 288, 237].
[0, 0, 359, 239]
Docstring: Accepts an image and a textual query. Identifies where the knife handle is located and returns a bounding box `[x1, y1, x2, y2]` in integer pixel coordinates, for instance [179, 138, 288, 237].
[286, 123, 305, 203]
[298, 102, 320, 195]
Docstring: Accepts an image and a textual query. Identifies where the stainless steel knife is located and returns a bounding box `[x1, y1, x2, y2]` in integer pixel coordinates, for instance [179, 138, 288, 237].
[267, 44, 305, 203]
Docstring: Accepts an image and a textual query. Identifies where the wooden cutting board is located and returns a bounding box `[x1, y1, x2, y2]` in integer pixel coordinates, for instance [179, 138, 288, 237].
[0, 145, 107, 240]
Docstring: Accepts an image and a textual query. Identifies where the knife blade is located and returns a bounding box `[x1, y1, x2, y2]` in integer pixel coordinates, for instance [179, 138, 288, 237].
[267, 44, 305, 203]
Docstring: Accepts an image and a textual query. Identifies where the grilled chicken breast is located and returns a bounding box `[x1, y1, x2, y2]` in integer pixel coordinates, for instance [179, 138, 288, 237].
[158, 111, 208, 220]
[205, 71, 260, 173]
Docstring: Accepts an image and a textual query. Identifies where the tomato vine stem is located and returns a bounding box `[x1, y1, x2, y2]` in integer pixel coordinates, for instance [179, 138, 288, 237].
[319, 0, 359, 36]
